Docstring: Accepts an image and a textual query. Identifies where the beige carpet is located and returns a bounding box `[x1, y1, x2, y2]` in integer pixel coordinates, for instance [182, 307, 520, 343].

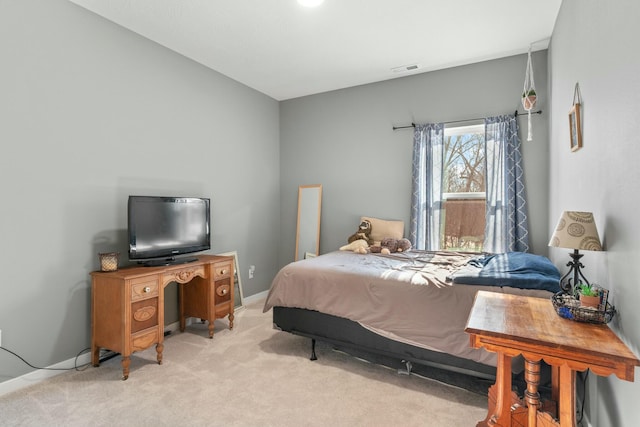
[0, 301, 487, 426]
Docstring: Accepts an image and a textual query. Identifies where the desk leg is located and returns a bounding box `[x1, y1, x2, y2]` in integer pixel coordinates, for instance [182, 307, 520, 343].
[156, 342, 164, 365]
[91, 345, 100, 367]
[478, 352, 513, 427]
[524, 358, 542, 427]
[557, 365, 576, 426]
[121, 356, 130, 381]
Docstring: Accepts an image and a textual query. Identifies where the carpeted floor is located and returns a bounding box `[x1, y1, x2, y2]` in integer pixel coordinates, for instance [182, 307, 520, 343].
[0, 301, 489, 426]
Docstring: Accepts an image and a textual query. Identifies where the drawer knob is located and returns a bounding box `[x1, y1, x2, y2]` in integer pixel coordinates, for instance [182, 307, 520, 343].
[220, 269, 228, 275]
[144, 286, 151, 293]
[216, 284, 230, 297]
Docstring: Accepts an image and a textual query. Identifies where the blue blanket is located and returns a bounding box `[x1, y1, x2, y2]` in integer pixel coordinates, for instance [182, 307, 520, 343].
[450, 252, 561, 293]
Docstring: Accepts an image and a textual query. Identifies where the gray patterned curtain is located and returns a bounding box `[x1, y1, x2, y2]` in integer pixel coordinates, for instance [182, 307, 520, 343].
[484, 115, 529, 253]
[410, 123, 444, 250]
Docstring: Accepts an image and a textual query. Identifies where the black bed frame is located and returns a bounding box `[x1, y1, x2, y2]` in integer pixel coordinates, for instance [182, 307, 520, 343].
[273, 306, 498, 380]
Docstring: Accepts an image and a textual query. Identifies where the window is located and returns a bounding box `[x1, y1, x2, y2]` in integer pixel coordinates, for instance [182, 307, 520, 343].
[441, 123, 485, 251]
[411, 116, 528, 253]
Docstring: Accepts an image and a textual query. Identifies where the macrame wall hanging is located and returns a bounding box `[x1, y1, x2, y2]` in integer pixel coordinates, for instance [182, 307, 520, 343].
[522, 46, 537, 141]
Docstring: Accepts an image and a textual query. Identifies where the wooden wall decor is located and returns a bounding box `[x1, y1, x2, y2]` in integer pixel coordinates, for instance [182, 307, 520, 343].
[569, 83, 583, 152]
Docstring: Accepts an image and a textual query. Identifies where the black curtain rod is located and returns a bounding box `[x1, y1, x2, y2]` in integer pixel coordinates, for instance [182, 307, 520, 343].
[392, 109, 543, 130]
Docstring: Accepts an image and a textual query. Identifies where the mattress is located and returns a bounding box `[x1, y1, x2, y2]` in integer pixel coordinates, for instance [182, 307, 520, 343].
[263, 250, 559, 367]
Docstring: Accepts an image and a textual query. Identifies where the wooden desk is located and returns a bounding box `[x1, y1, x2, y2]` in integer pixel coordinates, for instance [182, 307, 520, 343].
[91, 255, 234, 380]
[465, 291, 639, 427]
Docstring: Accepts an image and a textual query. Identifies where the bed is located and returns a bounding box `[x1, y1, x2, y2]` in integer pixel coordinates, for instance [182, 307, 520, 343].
[262, 250, 561, 379]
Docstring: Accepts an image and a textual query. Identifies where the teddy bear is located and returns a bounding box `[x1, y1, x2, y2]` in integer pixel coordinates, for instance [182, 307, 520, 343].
[347, 219, 374, 246]
[369, 237, 412, 255]
[339, 239, 369, 254]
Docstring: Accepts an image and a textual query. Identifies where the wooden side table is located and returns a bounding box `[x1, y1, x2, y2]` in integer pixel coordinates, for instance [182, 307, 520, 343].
[465, 291, 639, 427]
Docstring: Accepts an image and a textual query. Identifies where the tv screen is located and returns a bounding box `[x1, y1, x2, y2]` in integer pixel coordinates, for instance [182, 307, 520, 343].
[128, 196, 210, 266]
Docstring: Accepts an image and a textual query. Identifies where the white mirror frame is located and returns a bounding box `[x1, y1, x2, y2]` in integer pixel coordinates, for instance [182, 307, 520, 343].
[295, 184, 322, 261]
[217, 250, 244, 310]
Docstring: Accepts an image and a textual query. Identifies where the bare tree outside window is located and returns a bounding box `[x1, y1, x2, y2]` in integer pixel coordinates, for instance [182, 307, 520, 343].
[444, 132, 485, 193]
[441, 125, 486, 251]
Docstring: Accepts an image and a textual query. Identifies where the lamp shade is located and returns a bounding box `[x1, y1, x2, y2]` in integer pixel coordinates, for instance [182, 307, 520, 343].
[548, 211, 602, 251]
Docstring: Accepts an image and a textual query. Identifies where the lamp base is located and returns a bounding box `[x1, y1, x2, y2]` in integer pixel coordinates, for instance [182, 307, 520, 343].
[560, 249, 590, 295]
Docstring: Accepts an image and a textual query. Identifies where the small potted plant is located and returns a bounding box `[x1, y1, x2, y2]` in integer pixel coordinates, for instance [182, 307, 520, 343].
[522, 89, 537, 110]
[577, 283, 601, 308]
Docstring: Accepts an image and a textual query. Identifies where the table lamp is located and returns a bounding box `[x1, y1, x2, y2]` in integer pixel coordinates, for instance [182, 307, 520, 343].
[548, 211, 602, 294]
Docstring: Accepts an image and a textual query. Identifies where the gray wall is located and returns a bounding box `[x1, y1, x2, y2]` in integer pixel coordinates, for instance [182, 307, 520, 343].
[0, 0, 280, 383]
[279, 52, 550, 267]
[549, 1, 640, 425]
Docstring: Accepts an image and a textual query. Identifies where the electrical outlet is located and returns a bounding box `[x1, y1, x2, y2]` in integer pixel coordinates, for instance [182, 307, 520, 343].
[249, 265, 255, 279]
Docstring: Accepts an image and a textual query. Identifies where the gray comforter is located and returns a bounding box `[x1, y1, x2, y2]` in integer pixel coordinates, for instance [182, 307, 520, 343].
[263, 250, 554, 367]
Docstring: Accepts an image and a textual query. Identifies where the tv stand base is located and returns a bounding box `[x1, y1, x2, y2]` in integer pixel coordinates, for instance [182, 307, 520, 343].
[141, 256, 199, 267]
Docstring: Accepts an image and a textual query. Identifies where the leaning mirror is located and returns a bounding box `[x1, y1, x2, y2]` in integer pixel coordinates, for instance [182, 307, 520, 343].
[295, 184, 322, 261]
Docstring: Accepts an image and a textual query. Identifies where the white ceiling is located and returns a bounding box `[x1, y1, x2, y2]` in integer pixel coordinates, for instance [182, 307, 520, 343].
[69, 0, 562, 101]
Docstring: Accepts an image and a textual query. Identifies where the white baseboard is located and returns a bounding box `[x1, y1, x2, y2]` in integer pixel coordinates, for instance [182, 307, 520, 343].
[0, 320, 183, 398]
[242, 290, 268, 306]
[0, 350, 92, 397]
[0, 293, 269, 398]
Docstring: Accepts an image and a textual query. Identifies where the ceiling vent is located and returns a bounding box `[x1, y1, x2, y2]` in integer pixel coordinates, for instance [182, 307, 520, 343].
[391, 64, 421, 73]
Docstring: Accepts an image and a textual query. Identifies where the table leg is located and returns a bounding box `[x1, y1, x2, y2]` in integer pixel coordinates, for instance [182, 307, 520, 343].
[524, 358, 541, 427]
[477, 352, 513, 427]
[557, 365, 576, 426]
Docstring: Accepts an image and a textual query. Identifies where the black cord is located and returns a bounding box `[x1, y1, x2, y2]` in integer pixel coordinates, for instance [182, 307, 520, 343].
[577, 369, 589, 425]
[0, 346, 97, 372]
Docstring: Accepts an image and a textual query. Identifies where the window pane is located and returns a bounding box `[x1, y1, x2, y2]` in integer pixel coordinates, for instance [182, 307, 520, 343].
[441, 124, 485, 251]
[442, 198, 485, 251]
[443, 132, 485, 193]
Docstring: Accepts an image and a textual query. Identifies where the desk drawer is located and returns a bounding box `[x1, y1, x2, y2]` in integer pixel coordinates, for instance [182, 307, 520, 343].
[214, 262, 232, 280]
[215, 301, 231, 317]
[131, 297, 158, 333]
[215, 277, 232, 304]
[131, 328, 159, 353]
[131, 278, 159, 301]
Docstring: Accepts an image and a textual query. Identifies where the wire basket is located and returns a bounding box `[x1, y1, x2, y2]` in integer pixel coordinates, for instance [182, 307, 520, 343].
[99, 252, 119, 272]
[551, 292, 615, 324]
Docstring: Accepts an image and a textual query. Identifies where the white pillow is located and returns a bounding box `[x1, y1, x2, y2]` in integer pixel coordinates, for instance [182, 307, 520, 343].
[360, 216, 405, 244]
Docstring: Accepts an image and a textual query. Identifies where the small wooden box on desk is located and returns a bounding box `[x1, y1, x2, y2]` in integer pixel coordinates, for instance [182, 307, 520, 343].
[90, 254, 234, 380]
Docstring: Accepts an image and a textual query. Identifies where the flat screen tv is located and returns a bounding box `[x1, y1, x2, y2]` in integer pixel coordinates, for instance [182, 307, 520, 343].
[128, 195, 210, 266]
